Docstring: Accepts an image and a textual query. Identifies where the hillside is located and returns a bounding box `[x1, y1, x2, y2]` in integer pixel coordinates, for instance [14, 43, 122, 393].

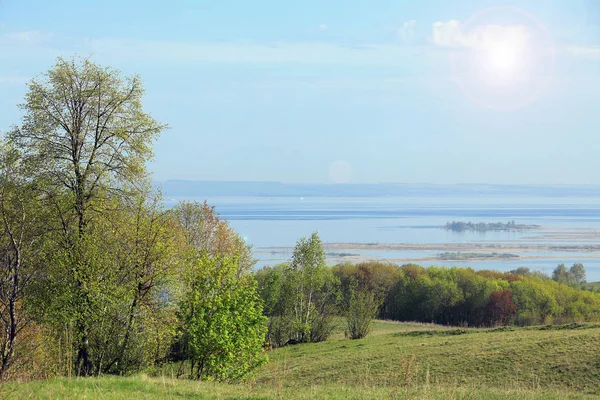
[11, 321, 600, 399]
[254, 321, 600, 393]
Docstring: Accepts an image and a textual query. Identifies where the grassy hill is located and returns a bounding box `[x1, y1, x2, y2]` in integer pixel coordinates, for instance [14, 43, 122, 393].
[9, 321, 600, 399]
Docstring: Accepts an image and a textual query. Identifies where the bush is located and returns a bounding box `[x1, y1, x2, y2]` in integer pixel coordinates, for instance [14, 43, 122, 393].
[346, 289, 380, 340]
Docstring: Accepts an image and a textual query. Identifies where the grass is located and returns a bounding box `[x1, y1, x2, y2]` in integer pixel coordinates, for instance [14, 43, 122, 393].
[249, 321, 600, 394]
[7, 375, 599, 399]
[8, 321, 600, 399]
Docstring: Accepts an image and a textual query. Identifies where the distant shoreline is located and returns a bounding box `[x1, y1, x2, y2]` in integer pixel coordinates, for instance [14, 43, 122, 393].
[319, 243, 600, 253]
[157, 180, 600, 198]
[255, 242, 600, 263]
[443, 221, 541, 232]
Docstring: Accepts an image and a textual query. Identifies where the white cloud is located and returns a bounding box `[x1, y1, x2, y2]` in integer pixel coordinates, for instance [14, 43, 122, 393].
[78, 38, 427, 65]
[0, 76, 29, 85]
[319, 24, 328, 31]
[1, 31, 53, 45]
[564, 45, 600, 59]
[398, 20, 416, 43]
[430, 19, 600, 63]
[431, 20, 530, 52]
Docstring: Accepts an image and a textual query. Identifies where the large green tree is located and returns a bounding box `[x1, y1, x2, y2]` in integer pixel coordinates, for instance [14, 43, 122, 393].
[9, 56, 167, 376]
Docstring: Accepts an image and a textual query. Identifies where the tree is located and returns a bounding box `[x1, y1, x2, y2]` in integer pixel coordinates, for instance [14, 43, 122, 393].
[510, 267, 531, 276]
[173, 201, 255, 276]
[255, 264, 296, 348]
[96, 191, 181, 374]
[255, 234, 340, 347]
[552, 264, 570, 285]
[179, 256, 267, 381]
[346, 285, 380, 340]
[290, 232, 327, 342]
[486, 291, 517, 326]
[9, 56, 167, 376]
[174, 201, 266, 380]
[570, 263, 586, 286]
[0, 143, 45, 380]
[254, 265, 285, 317]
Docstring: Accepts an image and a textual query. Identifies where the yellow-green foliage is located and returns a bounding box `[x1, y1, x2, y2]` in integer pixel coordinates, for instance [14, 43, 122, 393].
[179, 256, 268, 381]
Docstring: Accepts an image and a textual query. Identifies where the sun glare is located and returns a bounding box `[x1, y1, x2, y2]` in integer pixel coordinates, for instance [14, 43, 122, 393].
[449, 6, 555, 109]
[486, 41, 520, 76]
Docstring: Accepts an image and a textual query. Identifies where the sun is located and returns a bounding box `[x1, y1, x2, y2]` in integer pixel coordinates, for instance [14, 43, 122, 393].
[449, 6, 554, 110]
[486, 41, 520, 75]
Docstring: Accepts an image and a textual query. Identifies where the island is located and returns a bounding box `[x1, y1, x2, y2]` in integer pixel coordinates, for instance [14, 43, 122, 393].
[444, 220, 541, 232]
[437, 252, 520, 261]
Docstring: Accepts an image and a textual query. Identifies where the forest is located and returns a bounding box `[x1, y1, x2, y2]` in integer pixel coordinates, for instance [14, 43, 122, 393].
[257, 244, 599, 348]
[2, 56, 600, 386]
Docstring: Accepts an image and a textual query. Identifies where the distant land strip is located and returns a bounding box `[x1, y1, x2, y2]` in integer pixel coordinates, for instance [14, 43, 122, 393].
[320, 242, 600, 252]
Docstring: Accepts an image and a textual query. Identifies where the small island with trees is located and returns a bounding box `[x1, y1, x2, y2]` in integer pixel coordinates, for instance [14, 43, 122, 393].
[444, 220, 541, 232]
[437, 252, 520, 261]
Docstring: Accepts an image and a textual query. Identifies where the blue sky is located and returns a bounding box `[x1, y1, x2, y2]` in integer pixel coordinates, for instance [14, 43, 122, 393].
[1, 0, 600, 184]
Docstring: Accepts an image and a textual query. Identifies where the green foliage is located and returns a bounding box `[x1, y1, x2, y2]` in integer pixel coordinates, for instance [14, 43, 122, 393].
[6, 56, 169, 376]
[0, 141, 47, 380]
[345, 286, 380, 340]
[0, 58, 268, 382]
[170, 201, 267, 381]
[179, 256, 267, 381]
[344, 264, 600, 327]
[551, 263, 587, 288]
[172, 201, 256, 274]
[570, 263, 587, 285]
[258, 233, 340, 347]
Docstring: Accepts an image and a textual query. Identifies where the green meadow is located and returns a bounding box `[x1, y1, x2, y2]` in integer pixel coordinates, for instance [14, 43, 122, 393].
[10, 321, 600, 399]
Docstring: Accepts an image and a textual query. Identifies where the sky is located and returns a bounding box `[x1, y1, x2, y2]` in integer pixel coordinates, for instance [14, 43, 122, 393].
[1, 0, 600, 184]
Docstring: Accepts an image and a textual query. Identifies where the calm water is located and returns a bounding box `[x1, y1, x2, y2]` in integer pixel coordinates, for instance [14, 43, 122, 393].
[165, 196, 600, 280]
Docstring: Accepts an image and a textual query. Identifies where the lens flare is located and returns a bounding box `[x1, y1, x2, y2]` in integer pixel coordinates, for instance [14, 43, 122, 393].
[329, 161, 353, 184]
[449, 6, 555, 110]
[486, 41, 520, 75]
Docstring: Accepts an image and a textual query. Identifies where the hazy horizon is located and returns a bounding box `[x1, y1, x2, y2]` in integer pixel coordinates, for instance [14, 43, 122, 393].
[155, 180, 600, 199]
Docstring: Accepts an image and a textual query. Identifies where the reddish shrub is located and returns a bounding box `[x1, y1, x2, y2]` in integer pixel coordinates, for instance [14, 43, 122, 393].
[486, 290, 517, 326]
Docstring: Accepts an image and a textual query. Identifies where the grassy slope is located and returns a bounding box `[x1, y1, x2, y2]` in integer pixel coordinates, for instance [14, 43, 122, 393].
[257, 322, 600, 393]
[9, 321, 600, 399]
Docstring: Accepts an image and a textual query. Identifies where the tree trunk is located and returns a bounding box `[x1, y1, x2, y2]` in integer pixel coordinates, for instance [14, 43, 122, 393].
[0, 243, 21, 380]
[75, 322, 92, 376]
[103, 285, 141, 373]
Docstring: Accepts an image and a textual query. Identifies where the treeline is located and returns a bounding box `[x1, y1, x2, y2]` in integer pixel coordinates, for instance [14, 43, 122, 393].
[379, 264, 599, 326]
[257, 255, 600, 343]
[0, 57, 267, 382]
[444, 221, 540, 231]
